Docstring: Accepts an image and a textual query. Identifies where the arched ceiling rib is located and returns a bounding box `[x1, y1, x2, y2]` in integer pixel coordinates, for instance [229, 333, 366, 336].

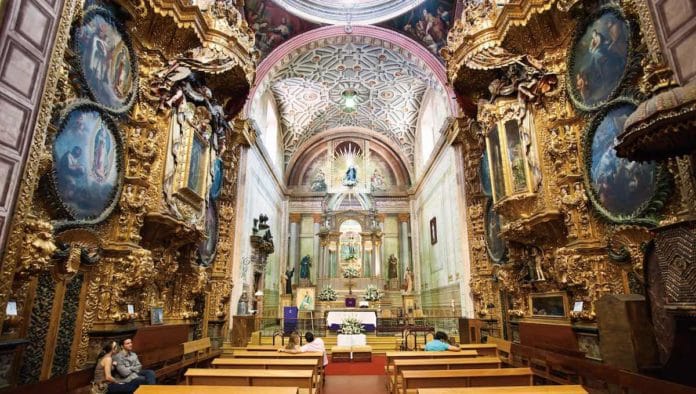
[253, 34, 448, 168]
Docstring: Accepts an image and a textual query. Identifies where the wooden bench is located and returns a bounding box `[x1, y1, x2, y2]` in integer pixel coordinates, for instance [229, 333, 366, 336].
[418, 344, 499, 357]
[247, 345, 282, 351]
[401, 368, 534, 394]
[185, 368, 316, 394]
[485, 337, 511, 365]
[392, 357, 502, 394]
[384, 351, 479, 392]
[352, 345, 372, 362]
[330, 346, 352, 362]
[134, 324, 189, 381]
[211, 358, 323, 392]
[232, 350, 324, 360]
[416, 385, 588, 394]
[182, 337, 223, 369]
[136, 386, 300, 394]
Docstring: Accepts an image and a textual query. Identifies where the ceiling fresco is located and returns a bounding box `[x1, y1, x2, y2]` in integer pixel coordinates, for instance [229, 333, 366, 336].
[253, 35, 448, 168]
[244, 0, 318, 59]
[243, 0, 457, 62]
[380, 0, 455, 62]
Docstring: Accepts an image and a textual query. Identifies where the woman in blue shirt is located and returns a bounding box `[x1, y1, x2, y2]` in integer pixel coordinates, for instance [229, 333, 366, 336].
[424, 331, 460, 351]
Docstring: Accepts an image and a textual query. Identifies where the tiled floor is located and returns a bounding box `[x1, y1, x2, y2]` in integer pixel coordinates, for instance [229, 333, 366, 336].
[323, 375, 389, 394]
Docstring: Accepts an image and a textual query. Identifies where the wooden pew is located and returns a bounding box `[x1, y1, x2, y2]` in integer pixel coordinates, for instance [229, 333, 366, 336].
[133, 324, 189, 381]
[485, 337, 511, 365]
[233, 350, 324, 360]
[136, 386, 300, 394]
[212, 358, 319, 370]
[400, 368, 534, 394]
[385, 351, 479, 392]
[392, 357, 502, 394]
[246, 345, 281, 351]
[183, 337, 223, 368]
[185, 368, 315, 394]
[416, 385, 588, 394]
[418, 344, 499, 357]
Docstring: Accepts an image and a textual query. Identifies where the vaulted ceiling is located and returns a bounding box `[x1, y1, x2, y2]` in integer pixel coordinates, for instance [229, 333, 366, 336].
[270, 0, 427, 25]
[252, 34, 449, 168]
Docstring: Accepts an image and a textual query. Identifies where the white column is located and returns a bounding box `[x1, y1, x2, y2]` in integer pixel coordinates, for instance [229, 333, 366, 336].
[398, 213, 410, 281]
[289, 213, 301, 284]
[313, 214, 322, 281]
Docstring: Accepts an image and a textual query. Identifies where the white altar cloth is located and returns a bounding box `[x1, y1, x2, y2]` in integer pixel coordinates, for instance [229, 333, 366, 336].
[336, 334, 367, 347]
[326, 310, 377, 327]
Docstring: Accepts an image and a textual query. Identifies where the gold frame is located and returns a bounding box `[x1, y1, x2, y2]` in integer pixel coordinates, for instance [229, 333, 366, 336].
[173, 128, 210, 205]
[483, 99, 536, 203]
[529, 291, 568, 319]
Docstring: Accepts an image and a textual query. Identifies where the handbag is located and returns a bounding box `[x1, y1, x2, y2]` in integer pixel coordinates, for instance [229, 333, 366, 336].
[90, 381, 108, 394]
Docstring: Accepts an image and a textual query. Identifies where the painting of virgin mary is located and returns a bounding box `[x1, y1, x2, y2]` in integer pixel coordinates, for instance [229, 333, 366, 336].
[52, 107, 121, 220]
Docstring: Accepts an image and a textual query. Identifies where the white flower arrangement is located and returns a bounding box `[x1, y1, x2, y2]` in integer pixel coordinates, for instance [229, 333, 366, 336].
[340, 316, 364, 335]
[342, 266, 359, 279]
[363, 284, 382, 301]
[318, 285, 338, 301]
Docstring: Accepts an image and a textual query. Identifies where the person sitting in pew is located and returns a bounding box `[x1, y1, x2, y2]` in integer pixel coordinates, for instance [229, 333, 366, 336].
[93, 341, 141, 393]
[113, 338, 156, 385]
[278, 331, 329, 366]
[283, 332, 301, 352]
[424, 331, 460, 352]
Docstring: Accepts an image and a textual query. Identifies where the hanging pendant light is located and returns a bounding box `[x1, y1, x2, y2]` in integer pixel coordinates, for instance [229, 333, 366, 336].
[342, 88, 358, 113]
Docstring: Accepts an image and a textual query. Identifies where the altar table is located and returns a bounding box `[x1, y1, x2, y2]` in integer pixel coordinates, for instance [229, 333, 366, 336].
[326, 310, 377, 332]
[336, 334, 367, 347]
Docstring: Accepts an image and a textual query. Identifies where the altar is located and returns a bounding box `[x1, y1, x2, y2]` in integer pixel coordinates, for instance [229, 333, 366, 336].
[326, 309, 377, 332]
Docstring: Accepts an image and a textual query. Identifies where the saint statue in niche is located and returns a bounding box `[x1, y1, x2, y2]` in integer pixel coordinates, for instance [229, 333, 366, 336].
[343, 165, 357, 186]
[388, 254, 398, 279]
[404, 267, 414, 293]
[299, 255, 312, 280]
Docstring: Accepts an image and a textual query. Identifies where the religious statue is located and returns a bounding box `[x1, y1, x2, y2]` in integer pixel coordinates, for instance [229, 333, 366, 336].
[283, 267, 294, 295]
[404, 267, 414, 293]
[236, 291, 249, 315]
[343, 165, 357, 186]
[299, 255, 312, 280]
[388, 254, 398, 279]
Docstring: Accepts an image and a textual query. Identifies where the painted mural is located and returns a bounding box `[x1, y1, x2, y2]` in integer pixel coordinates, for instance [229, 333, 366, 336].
[244, 0, 318, 59]
[484, 199, 506, 262]
[52, 107, 120, 220]
[569, 8, 630, 110]
[383, 0, 454, 61]
[73, 7, 136, 112]
[198, 202, 219, 266]
[588, 103, 656, 218]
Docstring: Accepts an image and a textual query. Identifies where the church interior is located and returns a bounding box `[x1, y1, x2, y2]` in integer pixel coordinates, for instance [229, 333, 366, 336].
[1, 0, 696, 393]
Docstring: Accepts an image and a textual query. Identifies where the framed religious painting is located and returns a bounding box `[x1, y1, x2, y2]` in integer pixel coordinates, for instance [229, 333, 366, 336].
[296, 287, 315, 311]
[150, 306, 164, 325]
[567, 6, 634, 112]
[530, 292, 567, 319]
[174, 129, 210, 205]
[72, 7, 138, 113]
[583, 99, 669, 224]
[197, 202, 219, 266]
[484, 199, 507, 263]
[51, 103, 123, 224]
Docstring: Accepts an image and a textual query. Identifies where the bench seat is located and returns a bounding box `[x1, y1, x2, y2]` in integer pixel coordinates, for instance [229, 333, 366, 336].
[331, 346, 351, 362]
[352, 345, 372, 362]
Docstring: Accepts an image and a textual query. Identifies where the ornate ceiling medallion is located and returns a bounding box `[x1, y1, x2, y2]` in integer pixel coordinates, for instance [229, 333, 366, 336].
[271, 0, 426, 25]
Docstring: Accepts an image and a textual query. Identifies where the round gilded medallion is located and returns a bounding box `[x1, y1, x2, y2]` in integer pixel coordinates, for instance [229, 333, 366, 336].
[198, 202, 219, 266]
[484, 199, 506, 263]
[568, 7, 631, 111]
[73, 7, 137, 113]
[585, 100, 663, 222]
[52, 105, 122, 222]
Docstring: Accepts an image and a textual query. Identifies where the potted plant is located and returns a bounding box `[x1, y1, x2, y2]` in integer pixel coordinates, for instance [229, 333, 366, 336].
[318, 285, 338, 301]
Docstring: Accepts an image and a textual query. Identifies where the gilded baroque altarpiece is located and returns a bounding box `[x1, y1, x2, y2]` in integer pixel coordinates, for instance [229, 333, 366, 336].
[0, 0, 255, 384]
